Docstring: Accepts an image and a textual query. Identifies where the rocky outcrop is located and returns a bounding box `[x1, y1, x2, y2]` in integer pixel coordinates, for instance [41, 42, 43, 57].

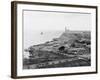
[27, 30, 90, 53]
[24, 30, 91, 69]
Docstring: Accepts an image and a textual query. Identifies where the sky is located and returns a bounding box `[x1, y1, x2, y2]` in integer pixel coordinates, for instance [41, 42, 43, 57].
[23, 10, 91, 31]
[23, 10, 91, 48]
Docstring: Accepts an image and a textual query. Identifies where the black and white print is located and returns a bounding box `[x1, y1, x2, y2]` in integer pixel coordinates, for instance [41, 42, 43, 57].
[23, 10, 91, 69]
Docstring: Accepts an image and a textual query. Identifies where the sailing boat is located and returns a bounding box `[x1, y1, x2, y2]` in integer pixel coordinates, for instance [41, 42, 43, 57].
[40, 32, 43, 35]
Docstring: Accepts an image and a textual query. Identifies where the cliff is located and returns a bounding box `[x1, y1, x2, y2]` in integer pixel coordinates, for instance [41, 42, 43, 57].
[27, 30, 90, 53]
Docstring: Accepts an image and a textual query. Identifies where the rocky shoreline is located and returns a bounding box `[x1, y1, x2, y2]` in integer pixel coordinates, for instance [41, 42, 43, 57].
[23, 30, 91, 69]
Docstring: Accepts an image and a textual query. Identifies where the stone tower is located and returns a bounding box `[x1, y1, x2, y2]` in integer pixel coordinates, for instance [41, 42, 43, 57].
[65, 27, 69, 32]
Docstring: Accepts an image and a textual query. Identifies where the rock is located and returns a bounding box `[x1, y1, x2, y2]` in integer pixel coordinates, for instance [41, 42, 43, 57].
[26, 30, 90, 57]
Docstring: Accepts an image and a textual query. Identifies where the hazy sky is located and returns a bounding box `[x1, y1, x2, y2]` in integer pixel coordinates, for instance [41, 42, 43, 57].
[23, 10, 91, 48]
[24, 10, 91, 32]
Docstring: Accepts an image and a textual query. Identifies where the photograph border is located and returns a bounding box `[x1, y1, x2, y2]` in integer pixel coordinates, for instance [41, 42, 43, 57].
[11, 1, 98, 79]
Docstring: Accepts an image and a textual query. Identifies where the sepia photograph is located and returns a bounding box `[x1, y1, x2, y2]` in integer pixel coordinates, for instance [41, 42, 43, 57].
[23, 10, 91, 69]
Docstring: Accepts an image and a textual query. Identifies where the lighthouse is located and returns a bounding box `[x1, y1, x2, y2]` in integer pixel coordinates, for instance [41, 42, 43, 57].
[65, 26, 69, 32]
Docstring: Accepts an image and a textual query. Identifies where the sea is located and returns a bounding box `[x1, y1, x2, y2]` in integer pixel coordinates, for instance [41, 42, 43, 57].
[23, 30, 63, 58]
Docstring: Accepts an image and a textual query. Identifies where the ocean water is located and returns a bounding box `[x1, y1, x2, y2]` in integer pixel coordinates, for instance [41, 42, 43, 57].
[24, 30, 63, 49]
[23, 30, 63, 58]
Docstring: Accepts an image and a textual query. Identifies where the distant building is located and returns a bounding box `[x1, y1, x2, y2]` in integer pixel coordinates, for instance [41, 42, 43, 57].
[65, 26, 69, 32]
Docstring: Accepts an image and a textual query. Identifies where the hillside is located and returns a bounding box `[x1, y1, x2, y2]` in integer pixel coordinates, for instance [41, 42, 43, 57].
[24, 30, 91, 69]
[27, 30, 90, 52]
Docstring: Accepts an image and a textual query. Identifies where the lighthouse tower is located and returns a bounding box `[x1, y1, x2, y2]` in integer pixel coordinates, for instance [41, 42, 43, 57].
[65, 26, 69, 32]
